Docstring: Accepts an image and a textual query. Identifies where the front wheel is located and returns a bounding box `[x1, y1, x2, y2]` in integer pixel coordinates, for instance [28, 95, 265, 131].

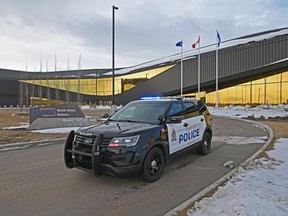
[142, 147, 164, 182]
[198, 132, 211, 155]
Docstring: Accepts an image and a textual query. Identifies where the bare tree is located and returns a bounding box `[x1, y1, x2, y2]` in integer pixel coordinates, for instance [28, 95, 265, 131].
[18, 59, 29, 113]
[25, 59, 29, 111]
[54, 50, 57, 72]
[19, 75, 24, 114]
[77, 53, 82, 104]
[67, 55, 70, 70]
[38, 53, 43, 106]
[39, 52, 43, 72]
[54, 51, 60, 104]
[29, 64, 37, 106]
[64, 56, 70, 103]
[46, 56, 50, 105]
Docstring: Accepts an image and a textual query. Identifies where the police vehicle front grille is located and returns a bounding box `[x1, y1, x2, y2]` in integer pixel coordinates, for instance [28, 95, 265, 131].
[74, 134, 97, 154]
[74, 134, 112, 153]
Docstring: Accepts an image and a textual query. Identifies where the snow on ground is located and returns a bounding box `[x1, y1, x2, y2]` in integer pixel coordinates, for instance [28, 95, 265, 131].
[81, 105, 122, 110]
[185, 105, 288, 215]
[31, 127, 80, 134]
[212, 136, 268, 145]
[3, 124, 78, 133]
[187, 138, 288, 216]
[209, 104, 288, 119]
[3, 124, 29, 130]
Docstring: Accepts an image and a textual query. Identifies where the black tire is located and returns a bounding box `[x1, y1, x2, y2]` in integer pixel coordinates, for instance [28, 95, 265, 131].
[142, 147, 164, 182]
[198, 132, 211, 155]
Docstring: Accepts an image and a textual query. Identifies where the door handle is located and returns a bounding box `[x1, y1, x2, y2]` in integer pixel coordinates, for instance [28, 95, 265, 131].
[183, 123, 189, 127]
[200, 118, 204, 122]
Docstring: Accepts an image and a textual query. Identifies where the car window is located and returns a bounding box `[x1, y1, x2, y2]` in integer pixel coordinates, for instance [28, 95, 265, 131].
[110, 101, 170, 124]
[184, 101, 199, 118]
[196, 100, 208, 113]
[167, 103, 184, 117]
[117, 106, 135, 119]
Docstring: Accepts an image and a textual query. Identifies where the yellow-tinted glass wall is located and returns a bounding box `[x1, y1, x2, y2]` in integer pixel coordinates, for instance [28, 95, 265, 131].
[206, 71, 288, 105]
[21, 65, 174, 96]
[20, 66, 288, 105]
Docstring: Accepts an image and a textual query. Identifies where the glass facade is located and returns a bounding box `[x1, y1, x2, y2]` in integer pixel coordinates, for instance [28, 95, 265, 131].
[205, 71, 288, 105]
[21, 65, 174, 96]
[19, 65, 288, 106]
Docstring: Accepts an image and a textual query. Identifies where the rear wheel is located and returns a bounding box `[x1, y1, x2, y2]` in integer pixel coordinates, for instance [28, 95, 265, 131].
[142, 147, 164, 182]
[198, 132, 211, 155]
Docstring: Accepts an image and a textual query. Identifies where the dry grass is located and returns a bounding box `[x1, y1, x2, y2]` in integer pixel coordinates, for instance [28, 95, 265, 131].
[0, 111, 65, 145]
[0, 109, 109, 145]
[262, 120, 288, 138]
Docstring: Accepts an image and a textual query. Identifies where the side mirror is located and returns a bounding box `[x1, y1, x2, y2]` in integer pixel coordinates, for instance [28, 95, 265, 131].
[102, 113, 109, 118]
[169, 116, 182, 124]
[157, 114, 165, 124]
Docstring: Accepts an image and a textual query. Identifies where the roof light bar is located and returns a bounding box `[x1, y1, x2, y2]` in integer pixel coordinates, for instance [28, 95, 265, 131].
[141, 96, 161, 100]
[140, 96, 186, 100]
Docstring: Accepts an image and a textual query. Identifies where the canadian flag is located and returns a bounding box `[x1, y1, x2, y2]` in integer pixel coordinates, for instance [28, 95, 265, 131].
[192, 36, 200, 49]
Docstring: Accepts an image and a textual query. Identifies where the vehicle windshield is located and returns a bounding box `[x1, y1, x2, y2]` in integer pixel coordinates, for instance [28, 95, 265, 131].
[109, 101, 170, 124]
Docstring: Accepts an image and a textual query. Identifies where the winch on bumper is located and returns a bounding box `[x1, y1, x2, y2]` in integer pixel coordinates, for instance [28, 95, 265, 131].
[64, 130, 142, 177]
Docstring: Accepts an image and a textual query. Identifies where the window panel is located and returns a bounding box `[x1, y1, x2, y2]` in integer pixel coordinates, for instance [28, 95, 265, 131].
[283, 81, 288, 104]
[282, 71, 288, 82]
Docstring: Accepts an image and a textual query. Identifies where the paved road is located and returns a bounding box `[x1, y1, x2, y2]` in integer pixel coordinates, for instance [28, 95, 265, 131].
[0, 117, 269, 216]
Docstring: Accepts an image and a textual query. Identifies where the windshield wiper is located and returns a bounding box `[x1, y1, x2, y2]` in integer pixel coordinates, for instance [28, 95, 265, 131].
[117, 123, 121, 131]
[116, 119, 139, 123]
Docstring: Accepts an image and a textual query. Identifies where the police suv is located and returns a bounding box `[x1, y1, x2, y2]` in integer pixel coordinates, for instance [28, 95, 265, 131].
[64, 97, 212, 182]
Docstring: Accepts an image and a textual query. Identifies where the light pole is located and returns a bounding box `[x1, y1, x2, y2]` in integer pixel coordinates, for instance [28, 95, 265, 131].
[112, 5, 118, 105]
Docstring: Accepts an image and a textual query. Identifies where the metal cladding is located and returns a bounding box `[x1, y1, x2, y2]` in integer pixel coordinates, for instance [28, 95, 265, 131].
[1, 28, 288, 106]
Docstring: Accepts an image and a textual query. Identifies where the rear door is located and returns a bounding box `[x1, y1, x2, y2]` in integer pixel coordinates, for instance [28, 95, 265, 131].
[166, 101, 206, 154]
[183, 101, 206, 144]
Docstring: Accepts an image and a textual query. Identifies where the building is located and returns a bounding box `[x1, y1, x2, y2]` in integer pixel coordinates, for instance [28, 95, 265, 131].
[1, 27, 288, 107]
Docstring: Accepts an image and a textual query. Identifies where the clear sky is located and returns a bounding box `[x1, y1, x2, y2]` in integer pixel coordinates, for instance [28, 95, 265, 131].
[0, 0, 287, 71]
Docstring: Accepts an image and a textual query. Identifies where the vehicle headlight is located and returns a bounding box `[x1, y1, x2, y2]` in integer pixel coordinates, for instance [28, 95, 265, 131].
[109, 135, 140, 147]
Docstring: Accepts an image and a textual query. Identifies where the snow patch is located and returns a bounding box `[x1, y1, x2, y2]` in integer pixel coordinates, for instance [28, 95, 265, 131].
[212, 136, 268, 145]
[224, 160, 234, 169]
[209, 105, 288, 119]
[31, 127, 79, 133]
[187, 138, 288, 216]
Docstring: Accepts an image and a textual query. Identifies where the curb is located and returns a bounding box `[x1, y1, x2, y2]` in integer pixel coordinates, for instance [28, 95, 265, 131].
[164, 117, 274, 216]
[0, 138, 66, 152]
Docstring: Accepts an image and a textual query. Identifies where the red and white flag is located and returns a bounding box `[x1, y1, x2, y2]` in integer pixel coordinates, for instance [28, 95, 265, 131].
[192, 36, 200, 48]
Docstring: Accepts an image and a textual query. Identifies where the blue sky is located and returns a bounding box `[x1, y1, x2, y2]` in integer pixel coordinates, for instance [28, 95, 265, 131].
[0, 0, 287, 71]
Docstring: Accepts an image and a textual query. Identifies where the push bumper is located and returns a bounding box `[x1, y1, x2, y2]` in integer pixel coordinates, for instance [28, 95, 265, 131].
[64, 131, 142, 178]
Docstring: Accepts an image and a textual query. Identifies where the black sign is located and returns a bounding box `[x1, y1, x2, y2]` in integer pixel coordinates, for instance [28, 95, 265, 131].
[30, 103, 85, 124]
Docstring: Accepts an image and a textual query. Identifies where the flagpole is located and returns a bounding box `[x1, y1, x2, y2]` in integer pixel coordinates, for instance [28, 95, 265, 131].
[197, 35, 201, 100]
[176, 40, 183, 97]
[216, 30, 219, 108]
[181, 41, 183, 97]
